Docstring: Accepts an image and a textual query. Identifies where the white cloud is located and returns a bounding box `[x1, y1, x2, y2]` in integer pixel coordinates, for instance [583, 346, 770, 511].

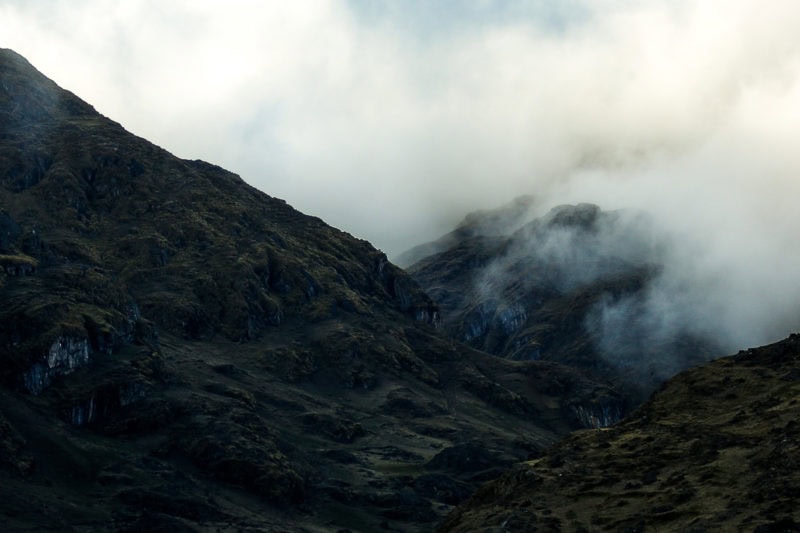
[3, 0, 800, 351]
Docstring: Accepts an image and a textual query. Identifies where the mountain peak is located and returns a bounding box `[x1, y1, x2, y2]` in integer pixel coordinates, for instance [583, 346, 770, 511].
[0, 48, 96, 127]
[394, 195, 537, 267]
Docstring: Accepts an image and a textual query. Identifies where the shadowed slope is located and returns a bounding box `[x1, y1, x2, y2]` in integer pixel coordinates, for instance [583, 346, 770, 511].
[441, 334, 800, 532]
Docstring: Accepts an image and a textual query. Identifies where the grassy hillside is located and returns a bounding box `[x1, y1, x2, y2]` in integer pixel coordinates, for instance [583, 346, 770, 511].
[441, 334, 800, 532]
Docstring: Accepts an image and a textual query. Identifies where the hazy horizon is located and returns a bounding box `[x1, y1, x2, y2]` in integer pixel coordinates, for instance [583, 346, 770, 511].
[3, 0, 800, 354]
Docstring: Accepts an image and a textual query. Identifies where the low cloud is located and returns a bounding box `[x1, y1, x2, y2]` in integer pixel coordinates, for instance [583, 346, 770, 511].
[2, 0, 800, 354]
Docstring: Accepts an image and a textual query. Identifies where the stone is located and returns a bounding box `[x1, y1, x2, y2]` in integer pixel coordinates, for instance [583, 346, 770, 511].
[23, 336, 90, 395]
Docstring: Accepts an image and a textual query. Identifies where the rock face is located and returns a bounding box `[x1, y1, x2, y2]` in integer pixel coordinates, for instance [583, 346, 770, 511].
[406, 201, 718, 414]
[441, 334, 800, 532]
[23, 336, 90, 395]
[0, 49, 613, 531]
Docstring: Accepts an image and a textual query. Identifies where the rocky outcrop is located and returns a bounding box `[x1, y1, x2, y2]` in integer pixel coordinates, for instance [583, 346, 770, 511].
[70, 381, 151, 426]
[571, 402, 623, 429]
[70, 395, 96, 426]
[23, 336, 90, 395]
[0, 254, 37, 276]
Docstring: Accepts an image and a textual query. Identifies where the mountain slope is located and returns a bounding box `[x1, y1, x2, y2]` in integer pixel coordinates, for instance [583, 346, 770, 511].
[406, 201, 718, 415]
[441, 333, 800, 532]
[0, 49, 615, 531]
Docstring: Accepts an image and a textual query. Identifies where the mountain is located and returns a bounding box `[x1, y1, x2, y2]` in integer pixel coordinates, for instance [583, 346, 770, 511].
[394, 195, 537, 268]
[440, 334, 800, 532]
[0, 49, 616, 531]
[405, 201, 719, 416]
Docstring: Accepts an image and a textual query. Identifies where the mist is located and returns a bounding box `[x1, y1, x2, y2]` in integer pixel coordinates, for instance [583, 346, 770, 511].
[2, 0, 800, 356]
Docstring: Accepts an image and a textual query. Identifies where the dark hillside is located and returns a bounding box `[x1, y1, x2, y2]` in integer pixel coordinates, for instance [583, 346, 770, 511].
[0, 49, 612, 531]
[441, 333, 800, 532]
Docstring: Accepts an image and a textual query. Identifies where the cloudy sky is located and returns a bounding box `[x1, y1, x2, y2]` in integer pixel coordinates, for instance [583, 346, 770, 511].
[3, 1, 800, 350]
[2, 0, 796, 254]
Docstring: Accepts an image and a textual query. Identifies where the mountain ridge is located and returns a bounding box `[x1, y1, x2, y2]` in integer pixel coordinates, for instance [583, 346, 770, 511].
[406, 200, 719, 414]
